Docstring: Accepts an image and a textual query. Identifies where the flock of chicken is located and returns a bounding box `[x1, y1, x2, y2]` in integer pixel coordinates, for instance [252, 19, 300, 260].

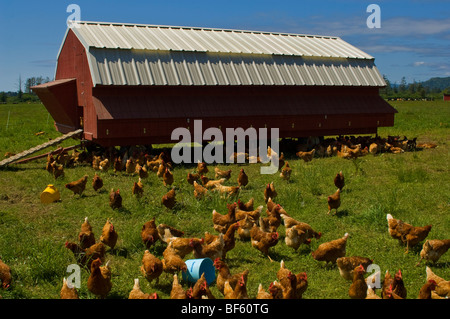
[0, 134, 448, 300]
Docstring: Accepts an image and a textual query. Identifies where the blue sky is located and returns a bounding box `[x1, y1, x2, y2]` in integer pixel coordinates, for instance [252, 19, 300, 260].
[1, 0, 449, 91]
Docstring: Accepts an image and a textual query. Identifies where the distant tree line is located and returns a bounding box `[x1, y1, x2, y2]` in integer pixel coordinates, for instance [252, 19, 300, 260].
[0, 76, 52, 104]
[380, 75, 450, 101]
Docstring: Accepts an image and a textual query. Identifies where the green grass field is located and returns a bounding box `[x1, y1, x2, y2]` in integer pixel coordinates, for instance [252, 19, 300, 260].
[0, 100, 449, 299]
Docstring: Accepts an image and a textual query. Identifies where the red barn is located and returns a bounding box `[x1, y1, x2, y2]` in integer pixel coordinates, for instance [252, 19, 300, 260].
[444, 93, 450, 101]
[32, 21, 397, 147]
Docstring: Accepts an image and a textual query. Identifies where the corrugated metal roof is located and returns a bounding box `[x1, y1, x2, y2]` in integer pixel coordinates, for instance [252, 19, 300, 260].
[69, 21, 373, 59]
[64, 21, 385, 87]
[88, 49, 385, 86]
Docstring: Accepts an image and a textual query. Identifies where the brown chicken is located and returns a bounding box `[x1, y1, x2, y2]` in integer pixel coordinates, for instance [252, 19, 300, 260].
[223, 270, 249, 299]
[381, 269, 406, 299]
[264, 182, 277, 203]
[221, 222, 240, 259]
[193, 181, 209, 200]
[369, 143, 379, 155]
[170, 274, 192, 299]
[426, 266, 450, 298]
[66, 241, 106, 270]
[109, 189, 122, 210]
[50, 161, 64, 179]
[261, 204, 283, 233]
[213, 184, 240, 199]
[250, 224, 279, 262]
[281, 214, 322, 242]
[141, 218, 161, 249]
[187, 172, 201, 185]
[161, 188, 176, 209]
[279, 161, 292, 181]
[236, 214, 255, 241]
[125, 158, 136, 175]
[65, 175, 89, 196]
[45, 154, 55, 173]
[296, 149, 315, 162]
[141, 250, 163, 284]
[336, 256, 373, 281]
[277, 260, 298, 299]
[327, 189, 341, 215]
[129, 278, 158, 299]
[154, 160, 164, 178]
[334, 171, 345, 190]
[0, 259, 12, 289]
[311, 233, 349, 264]
[191, 273, 215, 299]
[284, 226, 309, 251]
[417, 239, 450, 266]
[99, 219, 118, 250]
[215, 167, 232, 180]
[197, 161, 209, 175]
[392, 269, 407, 299]
[78, 217, 96, 249]
[295, 272, 308, 299]
[212, 202, 237, 234]
[235, 205, 262, 223]
[386, 214, 432, 253]
[201, 176, 226, 189]
[277, 152, 285, 170]
[163, 242, 188, 274]
[213, 258, 247, 295]
[163, 168, 174, 186]
[132, 178, 144, 197]
[237, 168, 249, 188]
[237, 198, 254, 211]
[349, 265, 368, 299]
[157, 223, 184, 244]
[113, 156, 123, 173]
[381, 270, 394, 299]
[417, 142, 437, 149]
[192, 234, 224, 261]
[366, 287, 381, 299]
[92, 155, 101, 171]
[87, 258, 111, 298]
[258, 281, 284, 299]
[418, 280, 437, 299]
[60, 277, 79, 299]
[99, 158, 110, 172]
[256, 283, 274, 299]
[136, 164, 149, 179]
[92, 173, 103, 192]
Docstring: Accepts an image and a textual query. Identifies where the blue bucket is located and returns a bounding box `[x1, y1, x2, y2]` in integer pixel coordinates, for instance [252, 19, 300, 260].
[182, 258, 216, 285]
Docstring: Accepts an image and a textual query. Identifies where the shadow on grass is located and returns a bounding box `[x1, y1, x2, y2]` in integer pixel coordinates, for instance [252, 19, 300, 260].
[430, 261, 450, 269]
[0, 165, 26, 172]
[109, 247, 130, 259]
[113, 207, 132, 215]
[334, 209, 349, 218]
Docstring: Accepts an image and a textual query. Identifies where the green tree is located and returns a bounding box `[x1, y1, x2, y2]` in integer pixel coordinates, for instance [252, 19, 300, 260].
[0, 92, 6, 103]
[398, 76, 407, 94]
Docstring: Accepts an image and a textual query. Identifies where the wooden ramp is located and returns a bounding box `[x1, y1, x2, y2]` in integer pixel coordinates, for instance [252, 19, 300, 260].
[0, 129, 83, 167]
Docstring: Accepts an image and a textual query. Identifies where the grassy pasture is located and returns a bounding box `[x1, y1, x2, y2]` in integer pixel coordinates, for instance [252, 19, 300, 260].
[0, 100, 448, 299]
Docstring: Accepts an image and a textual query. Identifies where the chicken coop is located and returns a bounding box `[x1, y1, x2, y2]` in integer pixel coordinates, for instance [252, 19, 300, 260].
[32, 21, 397, 147]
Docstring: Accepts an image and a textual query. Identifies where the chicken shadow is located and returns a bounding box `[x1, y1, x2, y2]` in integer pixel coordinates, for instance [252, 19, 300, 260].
[113, 207, 132, 215]
[108, 246, 130, 259]
[333, 209, 349, 218]
[429, 261, 449, 269]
